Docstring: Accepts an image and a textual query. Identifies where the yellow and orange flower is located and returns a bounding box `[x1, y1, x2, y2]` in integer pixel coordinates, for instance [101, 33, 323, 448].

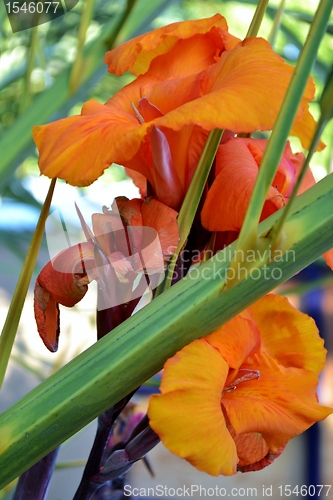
[148, 294, 332, 476]
[32, 15, 320, 207]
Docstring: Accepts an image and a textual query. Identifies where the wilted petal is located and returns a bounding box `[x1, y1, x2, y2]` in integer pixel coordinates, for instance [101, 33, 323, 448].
[34, 242, 96, 351]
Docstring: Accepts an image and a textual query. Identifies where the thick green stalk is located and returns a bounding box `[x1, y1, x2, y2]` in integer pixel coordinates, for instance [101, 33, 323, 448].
[246, 0, 269, 37]
[232, 0, 332, 264]
[0, 178, 56, 387]
[0, 174, 332, 488]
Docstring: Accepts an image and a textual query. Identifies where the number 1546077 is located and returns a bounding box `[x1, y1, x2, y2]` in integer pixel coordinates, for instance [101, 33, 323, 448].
[6, 2, 60, 14]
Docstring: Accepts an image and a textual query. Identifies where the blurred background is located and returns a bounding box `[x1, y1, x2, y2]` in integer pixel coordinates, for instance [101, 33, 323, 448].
[0, 0, 333, 498]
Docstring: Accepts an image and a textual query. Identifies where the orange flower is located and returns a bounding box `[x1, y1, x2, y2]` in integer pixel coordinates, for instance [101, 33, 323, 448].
[148, 294, 332, 476]
[200, 137, 333, 269]
[34, 197, 178, 351]
[201, 137, 313, 233]
[32, 17, 320, 205]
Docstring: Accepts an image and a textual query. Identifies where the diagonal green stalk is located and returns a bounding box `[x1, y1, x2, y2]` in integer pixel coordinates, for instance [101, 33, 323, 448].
[0, 174, 332, 488]
[229, 0, 332, 280]
[246, 0, 269, 37]
[19, 26, 39, 112]
[270, 116, 326, 250]
[268, 0, 286, 47]
[271, 63, 333, 248]
[155, 129, 223, 294]
[69, 0, 96, 94]
[0, 178, 56, 388]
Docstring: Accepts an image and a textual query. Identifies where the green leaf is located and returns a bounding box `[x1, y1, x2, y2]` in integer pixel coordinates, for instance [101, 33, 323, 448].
[0, 179, 56, 387]
[0, 173, 332, 488]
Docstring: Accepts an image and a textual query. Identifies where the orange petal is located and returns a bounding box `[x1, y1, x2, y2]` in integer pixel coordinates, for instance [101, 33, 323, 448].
[249, 294, 327, 373]
[206, 314, 260, 369]
[141, 197, 179, 260]
[125, 168, 147, 197]
[229, 430, 269, 468]
[323, 249, 333, 270]
[157, 38, 318, 150]
[34, 38, 320, 187]
[104, 14, 235, 77]
[148, 339, 238, 476]
[222, 352, 333, 451]
[32, 100, 149, 187]
[201, 139, 281, 232]
[34, 242, 96, 351]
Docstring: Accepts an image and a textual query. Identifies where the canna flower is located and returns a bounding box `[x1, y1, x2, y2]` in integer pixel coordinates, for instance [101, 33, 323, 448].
[148, 294, 333, 476]
[34, 197, 178, 351]
[201, 137, 314, 233]
[200, 137, 333, 269]
[32, 15, 321, 208]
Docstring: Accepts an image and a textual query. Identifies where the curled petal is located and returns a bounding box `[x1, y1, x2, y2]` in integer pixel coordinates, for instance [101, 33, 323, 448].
[34, 242, 96, 351]
[222, 352, 333, 451]
[104, 14, 234, 77]
[148, 339, 238, 476]
[249, 294, 327, 373]
[206, 314, 260, 370]
[150, 126, 184, 210]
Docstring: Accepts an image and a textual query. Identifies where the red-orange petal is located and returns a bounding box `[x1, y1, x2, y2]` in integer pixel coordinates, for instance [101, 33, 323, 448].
[323, 249, 333, 270]
[34, 242, 96, 351]
[201, 139, 281, 232]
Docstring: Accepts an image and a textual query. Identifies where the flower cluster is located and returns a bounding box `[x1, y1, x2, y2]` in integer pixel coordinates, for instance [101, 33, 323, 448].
[33, 15, 332, 476]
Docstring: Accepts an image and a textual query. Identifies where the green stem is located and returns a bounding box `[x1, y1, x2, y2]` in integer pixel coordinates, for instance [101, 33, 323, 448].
[104, 0, 137, 48]
[20, 27, 39, 112]
[155, 129, 223, 295]
[0, 179, 56, 388]
[268, 0, 286, 47]
[270, 115, 326, 249]
[246, 0, 269, 37]
[69, 0, 96, 94]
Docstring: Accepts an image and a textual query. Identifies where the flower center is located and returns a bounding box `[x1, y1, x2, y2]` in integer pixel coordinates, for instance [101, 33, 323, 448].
[224, 368, 260, 393]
